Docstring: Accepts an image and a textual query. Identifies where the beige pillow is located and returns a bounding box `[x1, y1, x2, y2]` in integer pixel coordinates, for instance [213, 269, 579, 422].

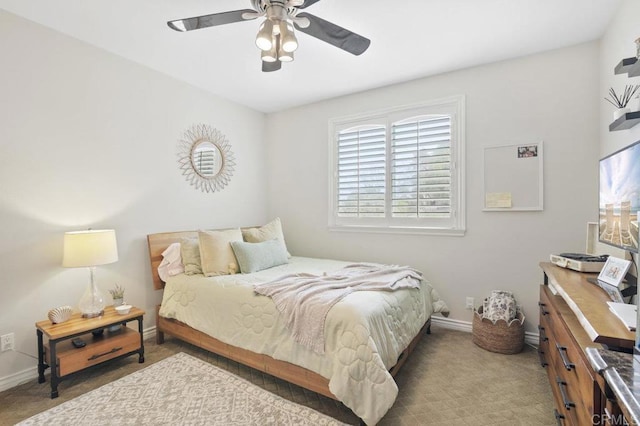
[198, 228, 243, 276]
[242, 217, 291, 257]
[180, 238, 202, 275]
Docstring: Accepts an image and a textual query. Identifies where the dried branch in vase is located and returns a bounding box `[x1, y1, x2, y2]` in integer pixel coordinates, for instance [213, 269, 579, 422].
[605, 85, 640, 108]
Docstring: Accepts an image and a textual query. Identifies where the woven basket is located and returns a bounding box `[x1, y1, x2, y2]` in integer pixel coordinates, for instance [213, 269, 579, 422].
[472, 305, 525, 354]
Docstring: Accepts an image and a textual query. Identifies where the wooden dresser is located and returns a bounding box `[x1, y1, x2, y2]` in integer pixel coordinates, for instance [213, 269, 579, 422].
[538, 262, 634, 425]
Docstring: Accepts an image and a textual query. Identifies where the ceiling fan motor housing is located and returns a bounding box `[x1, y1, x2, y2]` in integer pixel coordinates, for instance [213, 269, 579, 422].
[253, 0, 304, 18]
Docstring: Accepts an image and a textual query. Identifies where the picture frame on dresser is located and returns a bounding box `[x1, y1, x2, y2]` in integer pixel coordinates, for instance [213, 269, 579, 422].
[598, 256, 632, 287]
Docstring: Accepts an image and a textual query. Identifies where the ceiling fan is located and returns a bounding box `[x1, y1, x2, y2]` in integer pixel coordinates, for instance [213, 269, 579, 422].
[167, 0, 371, 72]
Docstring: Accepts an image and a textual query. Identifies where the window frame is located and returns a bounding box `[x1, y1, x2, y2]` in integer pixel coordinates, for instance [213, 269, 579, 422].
[328, 95, 466, 236]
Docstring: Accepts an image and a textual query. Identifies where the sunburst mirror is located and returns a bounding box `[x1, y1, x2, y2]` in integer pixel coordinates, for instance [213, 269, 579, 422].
[177, 123, 235, 193]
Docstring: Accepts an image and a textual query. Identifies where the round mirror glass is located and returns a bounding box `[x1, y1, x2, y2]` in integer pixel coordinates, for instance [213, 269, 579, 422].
[192, 141, 223, 177]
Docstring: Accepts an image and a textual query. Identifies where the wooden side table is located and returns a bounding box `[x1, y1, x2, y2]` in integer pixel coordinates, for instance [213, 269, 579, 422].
[36, 305, 145, 398]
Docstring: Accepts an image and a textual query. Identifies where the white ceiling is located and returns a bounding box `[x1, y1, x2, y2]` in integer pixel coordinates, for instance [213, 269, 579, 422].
[0, 0, 622, 113]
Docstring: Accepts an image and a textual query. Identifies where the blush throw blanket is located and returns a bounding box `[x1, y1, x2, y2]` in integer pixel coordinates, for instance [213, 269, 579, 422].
[254, 263, 422, 354]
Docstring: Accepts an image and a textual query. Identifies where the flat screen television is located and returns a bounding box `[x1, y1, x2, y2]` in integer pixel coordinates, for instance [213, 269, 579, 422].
[599, 140, 640, 254]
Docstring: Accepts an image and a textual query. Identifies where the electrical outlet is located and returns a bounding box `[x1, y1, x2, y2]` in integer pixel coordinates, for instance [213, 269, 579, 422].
[1, 333, 14, 352]
[465, 297, 475, 310]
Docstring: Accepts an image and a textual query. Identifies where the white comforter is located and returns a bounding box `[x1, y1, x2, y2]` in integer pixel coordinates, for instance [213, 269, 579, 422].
[159, 257, 448, 425]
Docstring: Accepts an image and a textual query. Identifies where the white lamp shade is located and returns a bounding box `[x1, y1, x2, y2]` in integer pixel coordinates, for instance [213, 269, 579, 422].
[63, 229, 118, 267]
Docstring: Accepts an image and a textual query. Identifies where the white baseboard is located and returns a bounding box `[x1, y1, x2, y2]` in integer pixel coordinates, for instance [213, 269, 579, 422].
[431, 316, 472, 332]
[0, 366, 38, 393]
[143, 326, 156, 341]
[0, 326, 158, 393]
[431, 316, 539, 347]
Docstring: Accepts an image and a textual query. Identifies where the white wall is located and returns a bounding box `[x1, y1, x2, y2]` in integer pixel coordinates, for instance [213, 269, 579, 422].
[265, 42, 601, 334]
[599, 0, 640, 286]
[600, 0, 640, 155]
[0, 11, 267, 386]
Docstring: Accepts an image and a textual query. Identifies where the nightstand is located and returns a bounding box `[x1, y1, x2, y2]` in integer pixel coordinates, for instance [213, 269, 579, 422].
[36, 305, 145, 398]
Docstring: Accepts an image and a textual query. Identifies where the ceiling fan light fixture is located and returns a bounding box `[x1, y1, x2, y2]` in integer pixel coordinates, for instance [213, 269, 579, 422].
[279, 21, 298, 53]
[256, 19, 274, 51]
[261, 35, 279, 62]
[278, 49, 294, 62]
[261, 51, 278, 63]
[166, 0, 371, 73]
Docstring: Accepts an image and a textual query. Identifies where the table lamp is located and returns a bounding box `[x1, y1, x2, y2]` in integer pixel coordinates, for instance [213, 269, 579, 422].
[62, 229, 118, 318]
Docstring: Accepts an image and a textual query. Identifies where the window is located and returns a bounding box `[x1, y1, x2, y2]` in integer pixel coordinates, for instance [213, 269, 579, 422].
[329, 96, 465, 235]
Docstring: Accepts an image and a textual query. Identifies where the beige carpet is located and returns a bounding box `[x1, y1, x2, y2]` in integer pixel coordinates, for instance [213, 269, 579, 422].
[0, 327, 556, 425]
[16, 352, 344, 425]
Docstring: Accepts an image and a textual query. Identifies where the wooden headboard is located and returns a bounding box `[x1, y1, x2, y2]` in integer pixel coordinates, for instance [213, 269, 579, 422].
[147, 231, 198, 290]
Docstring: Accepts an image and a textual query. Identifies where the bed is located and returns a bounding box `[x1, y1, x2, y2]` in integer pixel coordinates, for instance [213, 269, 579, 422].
[147, 229, 449, 425]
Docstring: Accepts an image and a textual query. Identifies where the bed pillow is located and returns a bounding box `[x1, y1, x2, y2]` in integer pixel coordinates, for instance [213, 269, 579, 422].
[158, 242, 184, 281]
[230, 239, 289, 274]
[199, 228, 243, 276]
[242, 217, 291, 258]
[180, 238, 202, 275]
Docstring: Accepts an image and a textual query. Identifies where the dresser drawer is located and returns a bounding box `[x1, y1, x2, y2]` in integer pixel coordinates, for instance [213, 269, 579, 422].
[46, 327, 141, 376]
[552, 355, 595, 425]
[553, 375, 581, 425]
[538, 287, 558, 341]
[547, 310, 595, 412]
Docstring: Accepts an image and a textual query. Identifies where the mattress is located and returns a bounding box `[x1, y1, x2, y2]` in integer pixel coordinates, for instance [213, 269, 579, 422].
[159, 256, 448, 425]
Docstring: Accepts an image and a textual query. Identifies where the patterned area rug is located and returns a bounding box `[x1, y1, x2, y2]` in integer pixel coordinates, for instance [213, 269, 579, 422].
[17, 353, 346, 425]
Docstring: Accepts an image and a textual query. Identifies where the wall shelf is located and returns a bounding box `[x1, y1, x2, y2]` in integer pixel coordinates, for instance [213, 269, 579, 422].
[609, 111, 640, 131]
[614, 57, 640, 77]
[610, 56, 640, 131]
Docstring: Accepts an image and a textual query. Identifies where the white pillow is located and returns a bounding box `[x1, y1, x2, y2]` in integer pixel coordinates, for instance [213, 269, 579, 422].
[198, 229, 243, 276]
[158, 242, 184, 281]
[484, 290, 517, 322]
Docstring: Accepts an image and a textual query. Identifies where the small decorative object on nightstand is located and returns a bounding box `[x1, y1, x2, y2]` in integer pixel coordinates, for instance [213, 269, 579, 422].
[115, 304, 132, 315]
[109, 283, 125, 306]
[47, 306, 73, 324]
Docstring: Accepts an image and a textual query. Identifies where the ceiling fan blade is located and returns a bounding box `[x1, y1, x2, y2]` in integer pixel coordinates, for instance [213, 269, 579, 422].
[294, 13, 370, 56]
[262, 61, 282, 72]
[168, 9, 257, 32]
[298, 0, 322, 9]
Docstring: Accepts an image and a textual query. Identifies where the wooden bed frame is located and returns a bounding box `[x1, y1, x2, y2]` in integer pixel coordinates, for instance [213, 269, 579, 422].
[147, 230, 431, 401]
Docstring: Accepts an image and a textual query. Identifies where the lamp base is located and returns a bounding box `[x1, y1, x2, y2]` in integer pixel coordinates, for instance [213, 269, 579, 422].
[81, 310, 104, 319]
[78, 266, 106, 319]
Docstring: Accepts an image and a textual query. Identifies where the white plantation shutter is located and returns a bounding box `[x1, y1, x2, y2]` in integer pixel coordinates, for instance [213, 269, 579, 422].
[330, 96, 465, 234]
[337, 125, 386, 217]
[391, 116, 451, 218]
